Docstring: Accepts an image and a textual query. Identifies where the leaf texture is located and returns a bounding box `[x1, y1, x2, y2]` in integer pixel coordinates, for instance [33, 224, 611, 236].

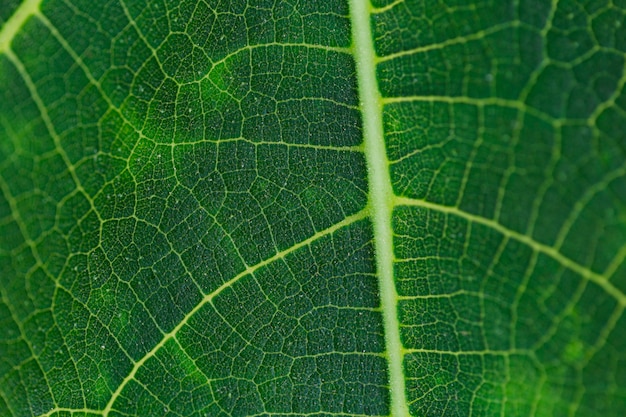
[0, 0, 625, 416]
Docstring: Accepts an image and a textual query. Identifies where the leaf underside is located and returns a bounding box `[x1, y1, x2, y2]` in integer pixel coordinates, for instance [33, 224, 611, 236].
[1, 0, 626, 416]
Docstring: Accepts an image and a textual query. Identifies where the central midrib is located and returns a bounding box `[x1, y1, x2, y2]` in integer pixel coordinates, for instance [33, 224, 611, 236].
[348, 1, 409, 416]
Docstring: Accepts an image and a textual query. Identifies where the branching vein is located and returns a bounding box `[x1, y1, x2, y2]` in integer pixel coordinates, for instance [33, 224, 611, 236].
[349, 1, 409, 416]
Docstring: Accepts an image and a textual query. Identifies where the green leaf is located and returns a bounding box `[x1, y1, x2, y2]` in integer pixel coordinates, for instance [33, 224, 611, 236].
[1, 0, 625, 416]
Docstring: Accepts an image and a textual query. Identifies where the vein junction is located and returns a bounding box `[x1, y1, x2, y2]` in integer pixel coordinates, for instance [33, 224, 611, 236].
[0, 0, 42, 53]
[348, 1, 409, 415]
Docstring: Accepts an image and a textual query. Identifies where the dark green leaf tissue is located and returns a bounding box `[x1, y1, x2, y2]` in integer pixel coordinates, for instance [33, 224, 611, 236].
[1, 0, 625, 416]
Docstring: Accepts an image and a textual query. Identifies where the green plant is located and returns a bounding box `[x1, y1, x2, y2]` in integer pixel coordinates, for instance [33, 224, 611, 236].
[1, 0, 625, 416]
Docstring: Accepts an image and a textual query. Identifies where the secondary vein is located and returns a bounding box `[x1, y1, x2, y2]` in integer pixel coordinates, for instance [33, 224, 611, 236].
[102, 209, 368, 415]
[0, 0, 42, 53]
[348, 1, 409, 416]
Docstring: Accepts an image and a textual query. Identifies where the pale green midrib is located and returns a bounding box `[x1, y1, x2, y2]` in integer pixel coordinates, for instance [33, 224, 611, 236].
[348, 1, 409, 416]
[101, 209, 368, 415]
[0, 0, 42, 53]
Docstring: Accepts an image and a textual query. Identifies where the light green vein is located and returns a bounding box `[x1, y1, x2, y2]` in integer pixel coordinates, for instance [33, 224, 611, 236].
[402, 348, 533, 356]
[349, 1, 409, 416]
[0, 0, 42, 53]
[395, 196, 626, 307]
[376, 21, 518, 63]
[4, 48, 103, 227]
[102, 209, 368, 415]
[553, 162, 626, 251]
[248, 412, 385, 417]
[371, 0, 404, 14]
[382, 95, 557, 126]
[35, 407, 103, 417]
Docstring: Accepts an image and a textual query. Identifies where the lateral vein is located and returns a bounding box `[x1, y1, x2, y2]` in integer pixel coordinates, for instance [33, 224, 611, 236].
[102, 209, 368, 414]
[0, 0, 42, 53]
[396, 196, 626, 307]
[348, 1, 409, 416]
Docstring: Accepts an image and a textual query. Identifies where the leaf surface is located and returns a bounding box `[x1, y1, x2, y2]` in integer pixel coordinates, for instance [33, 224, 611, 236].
[1, 0, 625, 416]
